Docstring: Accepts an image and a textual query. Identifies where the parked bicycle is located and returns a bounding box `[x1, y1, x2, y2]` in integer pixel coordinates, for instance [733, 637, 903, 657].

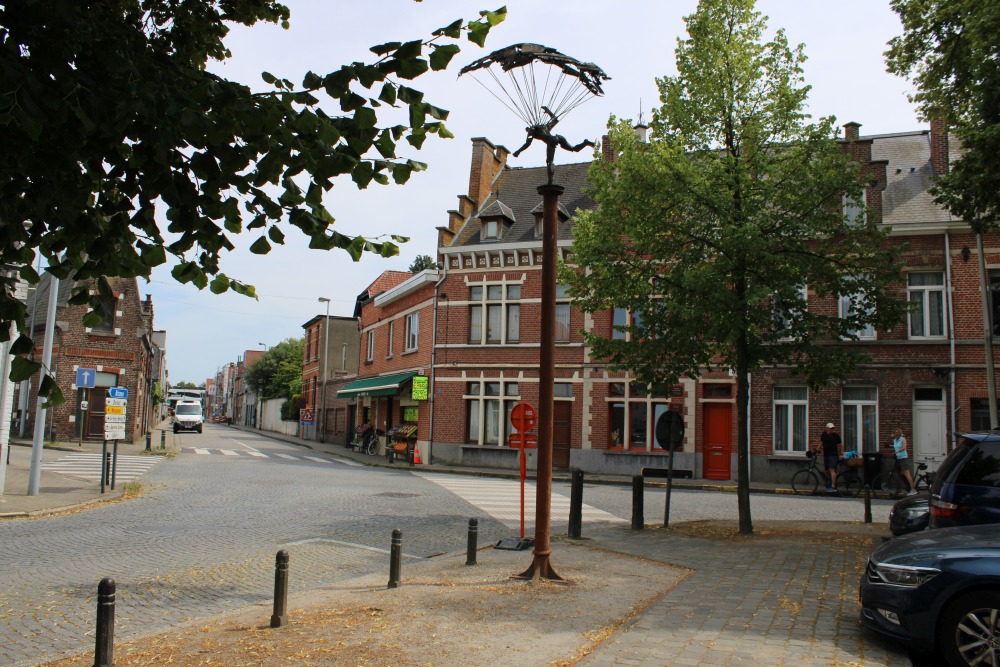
[791, 450, 862, 497]
[349, 424, 381, 456]
[870, 460, 932, 497]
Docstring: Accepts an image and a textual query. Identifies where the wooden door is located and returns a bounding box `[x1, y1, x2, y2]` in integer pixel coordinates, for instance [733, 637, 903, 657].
[552, 402, 572, 469]
[85, 391, 107, 440]
[703, 403, 732, 480]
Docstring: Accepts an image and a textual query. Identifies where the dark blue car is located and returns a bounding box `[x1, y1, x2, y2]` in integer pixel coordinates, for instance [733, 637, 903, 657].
[860, 524, 1000, 665]
[930, 432, 1000, 528]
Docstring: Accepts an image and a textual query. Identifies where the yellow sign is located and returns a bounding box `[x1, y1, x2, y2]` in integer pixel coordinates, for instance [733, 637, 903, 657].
[411, 375, 428, 401]
[105, 405, 125, 415]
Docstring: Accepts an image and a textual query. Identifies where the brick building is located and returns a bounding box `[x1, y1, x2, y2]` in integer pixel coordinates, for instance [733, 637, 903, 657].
[423, 120, 1000, 482]
[300, 313, 361, 444]
[20, 274, 156, 444]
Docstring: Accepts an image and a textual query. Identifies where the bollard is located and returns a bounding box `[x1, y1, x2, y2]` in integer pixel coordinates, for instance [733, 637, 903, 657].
[93, 577, 115, 667]
[145, 431, 151, 452]
[160, 430, 165, 450]
[568, 469, 584, 539]
[105, 451, 112, 486]
[388, 528, 402, 588]
[270, 550, 289, 628]
[466, 518, 478, 566]
[864, 485, 873, 524]
[631, 475, 644, 530]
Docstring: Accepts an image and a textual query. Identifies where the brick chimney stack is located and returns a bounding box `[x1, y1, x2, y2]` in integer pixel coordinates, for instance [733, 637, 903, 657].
[843, 122, 861, 142]
[601, 135, 615, 162]
[467, 137, 505, 209]
[930, 118, 949, 176]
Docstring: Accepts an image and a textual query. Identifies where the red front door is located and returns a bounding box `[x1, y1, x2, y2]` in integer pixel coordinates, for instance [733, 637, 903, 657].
[703, 403, 732, 480]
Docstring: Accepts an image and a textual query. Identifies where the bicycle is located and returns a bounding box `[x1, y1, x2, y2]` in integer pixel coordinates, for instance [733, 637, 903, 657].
[871, 460, 931, 497]
[791, 451, 862, 497]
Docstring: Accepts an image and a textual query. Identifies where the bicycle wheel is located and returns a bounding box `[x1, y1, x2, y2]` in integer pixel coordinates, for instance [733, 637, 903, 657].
[837, 470, 861, 497]
[914, 472, 933, 492]
[791, 469, 819, 495]
[871, 472, 903, 497]
[365, 437, 379, 456]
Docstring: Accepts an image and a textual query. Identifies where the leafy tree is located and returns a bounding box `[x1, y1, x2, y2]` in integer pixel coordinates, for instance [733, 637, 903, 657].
[408, 254, 440, 271]
[886, 0, 1000, 230]
[0, 1, 506, 396]
[564, 0, 907, 534]
[245, 337, 304, 400]
[173, 381, 199, 389]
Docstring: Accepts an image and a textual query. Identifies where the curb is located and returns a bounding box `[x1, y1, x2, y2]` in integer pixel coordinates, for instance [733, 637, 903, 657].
[0, 488, 125, 519]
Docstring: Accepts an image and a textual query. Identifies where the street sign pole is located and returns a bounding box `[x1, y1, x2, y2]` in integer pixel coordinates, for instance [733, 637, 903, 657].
[100, 439, 107, 495]
[111, 439, 118, 490]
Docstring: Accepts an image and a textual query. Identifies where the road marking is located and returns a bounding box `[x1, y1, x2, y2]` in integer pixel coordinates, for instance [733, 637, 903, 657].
[416, 473, 624, 529]
[219, 449, 240, 456]
[193, 448, 211, 455]
[282, 537, 424, 560]
[303, 456, 332, 464]
[247, 451, 268, 458]
[274, 453, 297, 460]
[184, 447, 364, 466]
[227, 438, 261, 453]
[41, 453, 164, 483]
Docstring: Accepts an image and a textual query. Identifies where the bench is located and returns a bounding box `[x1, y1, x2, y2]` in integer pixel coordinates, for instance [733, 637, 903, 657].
[640, 467, 693, 480]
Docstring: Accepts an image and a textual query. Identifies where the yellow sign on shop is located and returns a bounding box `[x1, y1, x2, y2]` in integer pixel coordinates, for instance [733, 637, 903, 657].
[105, 405, 125, 415]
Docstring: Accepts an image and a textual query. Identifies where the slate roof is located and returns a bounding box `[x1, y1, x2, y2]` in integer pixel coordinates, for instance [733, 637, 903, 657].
[450, 161, 595, 247]
[871, 130, 960, 226]
[25, 272, 77, 322]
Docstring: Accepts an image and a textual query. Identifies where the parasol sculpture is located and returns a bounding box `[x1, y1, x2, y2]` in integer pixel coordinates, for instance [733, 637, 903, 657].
[459, 44, 610, 582]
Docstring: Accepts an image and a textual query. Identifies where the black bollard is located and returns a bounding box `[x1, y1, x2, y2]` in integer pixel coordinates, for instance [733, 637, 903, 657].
[100, 440, 108, 494]
[105, 451, 112, 486]
[864, 485, 873, 524]
[93, 577, 115, 667]
[568, 469, 584, 539]
[466, 518, 478, 566]
[631, 475, 644, 530]
[270, 550, 289, 628]
[160, 430, 165, 450]
[388, 529, 402, 588]
[145, 431, 151, 452]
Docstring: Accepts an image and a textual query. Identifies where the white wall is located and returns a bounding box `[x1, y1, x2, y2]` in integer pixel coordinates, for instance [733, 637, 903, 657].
[260, 398, 299, 437]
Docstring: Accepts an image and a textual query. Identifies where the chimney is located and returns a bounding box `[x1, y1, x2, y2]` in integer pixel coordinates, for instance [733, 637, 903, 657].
[930, 118, 949, 176]
[843, 122, 861, 142]
[601, 135, 615, 162]
[633, 123, 649, 143]
[467, 137, 504, 208]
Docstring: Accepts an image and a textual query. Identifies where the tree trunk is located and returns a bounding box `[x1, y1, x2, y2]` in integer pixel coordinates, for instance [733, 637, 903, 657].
[736, 334, 753, 535]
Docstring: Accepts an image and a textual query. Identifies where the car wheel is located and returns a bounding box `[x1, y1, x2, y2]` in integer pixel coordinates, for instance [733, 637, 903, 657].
[940, 591, 1000, 667]
[197, 425, 202, 433]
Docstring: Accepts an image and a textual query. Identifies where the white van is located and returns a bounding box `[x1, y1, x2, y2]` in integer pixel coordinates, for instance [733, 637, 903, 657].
[172, 400, 204, 434]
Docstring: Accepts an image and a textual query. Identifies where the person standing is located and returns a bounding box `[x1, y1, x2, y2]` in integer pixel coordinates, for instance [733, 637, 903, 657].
[818, 422, 842, 493]
[892, 428, 918, 496]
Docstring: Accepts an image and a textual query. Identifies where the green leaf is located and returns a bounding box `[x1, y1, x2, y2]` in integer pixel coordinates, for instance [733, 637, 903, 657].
[396, 57, 429, 80]
[429, 44, 461, 71]
[433, 19, 463, 39]
[425, 104, 449, 121]
[397, 86, 424, 105]
[354, 107, 377, 129]
[249, 236, 272, 254]
[482, 6, 507, 26]
[262, 71, 277, 84]
[370, 41, 402, 55]
[268, 226, 287, 244]
[210, 274, 231, 294]
[39, 375, 65, 409]
[468, 22, 490, 47]
[378, 83, 398, 106]
[303, 71, 323, 89]
[9, 356, 40, 383]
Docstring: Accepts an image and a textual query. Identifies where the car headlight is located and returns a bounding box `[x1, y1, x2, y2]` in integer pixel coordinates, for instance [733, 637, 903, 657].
[873, 563, 939, 587]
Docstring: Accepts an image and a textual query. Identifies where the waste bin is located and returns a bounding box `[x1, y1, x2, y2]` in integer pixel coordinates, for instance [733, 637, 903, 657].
[863, 452, 881, 486]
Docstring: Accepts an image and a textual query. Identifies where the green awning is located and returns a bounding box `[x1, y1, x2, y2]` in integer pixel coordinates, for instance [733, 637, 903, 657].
[336, 372, 417, 398]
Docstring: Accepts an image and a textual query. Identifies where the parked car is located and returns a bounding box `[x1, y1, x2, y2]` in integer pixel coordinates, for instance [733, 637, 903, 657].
[930, 431, 1000, 528]
[888, 491, 930, 536]
[172, 400, 203, 434]
[860, 524, 1000, 666]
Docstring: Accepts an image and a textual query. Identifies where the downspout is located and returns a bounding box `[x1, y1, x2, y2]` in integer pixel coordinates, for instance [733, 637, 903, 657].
[428, 260, 448, 456]
[944, 232, 957, 453]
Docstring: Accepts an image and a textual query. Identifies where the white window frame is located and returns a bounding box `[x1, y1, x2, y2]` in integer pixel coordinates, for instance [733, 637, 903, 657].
[907, 272, 946, 339]
[772, 386, 808, 453]
[555, 285, 571, 342]
[386, 321, 394, 358]
[842, 386, 878, 454]
[612, 308, 643, 341]
[469, 283, 520, 345]
[839, 291, 876, 339]
[483, 219, 499, 240]
[843, 190, 866, 225]
[773, 284, 808, 340]
[465, 380, 520, 446]
[404, 312, 419, 352]
[365, 330, 374, 362]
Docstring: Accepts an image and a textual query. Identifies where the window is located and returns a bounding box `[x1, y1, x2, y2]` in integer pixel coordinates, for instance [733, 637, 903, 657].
[971, 399, 999, 431]
[611, 308, 643, 341]
[842, 386, 878, 453]
[365, 330, 374, 362]
[773, 387, 808, 453]
[465, 380, 519, 445]
[90, 292, 117, 335]
[469, 284, 520, 345]
[386, 321, 394, 357]
[483, 219, 499, 240]
[989, 271, 1000, 338]
[908, 272, 945, 338]
[534, 216, 543, 239]
[405, 312, 419, 351]
[607, 382, 680, 452]
[844, 191, 866, 225]
[839, 291, 875, 339]
[555, 285, 571, 342]
[773, 285, 807, 339]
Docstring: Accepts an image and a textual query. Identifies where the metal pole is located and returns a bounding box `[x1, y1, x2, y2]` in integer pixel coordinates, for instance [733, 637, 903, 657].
[976, 231, 998, 428]
[101, 439, 108, 494]
[864, 484, 873, 524]
[515, 183, 564, 582]
[93, 577, 115, 667]
[568, 469, 583, 539]
[631, 475, 644, 530]
[110, 440, 118, 490]
[388, 529, 402, 588]
[27, 271, 59, 496]
[466, 518, 478, 566]
[318, 298, 330, 442]
[160, 430, 165, 450]
[270, 549, 289, 628]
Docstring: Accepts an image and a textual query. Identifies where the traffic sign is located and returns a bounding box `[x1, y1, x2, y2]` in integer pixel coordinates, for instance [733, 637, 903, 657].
[107, 387, 128, 399]
[508, 433, 538, 449]
[106, 398, 127, 407]
[300, 408, 314, 425]
[104, 427, 126, 440]
[105, 405, 125, 415]
[80, 400, 89, 412]
[510, 402, 536, 433]
[104, 414, 126, 424]
[76, 368, 97, 388]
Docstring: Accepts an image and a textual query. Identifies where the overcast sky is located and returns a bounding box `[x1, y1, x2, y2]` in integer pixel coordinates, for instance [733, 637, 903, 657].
[149, 0, 923, 385]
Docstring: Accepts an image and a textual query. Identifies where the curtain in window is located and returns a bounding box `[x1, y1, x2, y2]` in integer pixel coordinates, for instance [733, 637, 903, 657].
[485, 399, 500, 444]
[555, 304, 570, 341]
[467, 401, 479, 441]
[486, 305, 502, 343]
[507, 304, 520, 342]
[469, 305, 482, 343]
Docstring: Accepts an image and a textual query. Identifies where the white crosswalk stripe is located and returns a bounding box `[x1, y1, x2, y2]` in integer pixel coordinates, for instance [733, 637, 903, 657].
[416, 473, 625, 529]
[183, 448, 362, 466]
[41, 453, 164, 482]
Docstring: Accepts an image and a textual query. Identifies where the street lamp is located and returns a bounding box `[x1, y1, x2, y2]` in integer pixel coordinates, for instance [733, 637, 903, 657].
[318, 297, 331, 442]
[460, 44, 609, 582]
[258, 342, 268, 351]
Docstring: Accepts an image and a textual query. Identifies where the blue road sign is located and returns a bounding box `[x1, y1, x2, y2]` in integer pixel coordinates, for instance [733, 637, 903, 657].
[107, 387, 128, 399]
[76, 368, 97, 389]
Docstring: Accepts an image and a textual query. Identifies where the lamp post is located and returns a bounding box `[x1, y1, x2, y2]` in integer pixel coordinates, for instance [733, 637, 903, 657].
[317, 297, 331, 442]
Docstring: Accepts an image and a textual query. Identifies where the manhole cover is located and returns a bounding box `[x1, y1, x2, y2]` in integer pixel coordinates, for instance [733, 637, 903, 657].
[375, 492, 420, 499]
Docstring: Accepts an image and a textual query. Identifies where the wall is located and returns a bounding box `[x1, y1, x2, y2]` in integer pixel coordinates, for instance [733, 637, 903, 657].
[260, 398, 300, 437]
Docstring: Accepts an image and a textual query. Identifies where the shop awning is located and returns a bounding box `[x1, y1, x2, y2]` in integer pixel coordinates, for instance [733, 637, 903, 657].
[336, 372, 418, 398]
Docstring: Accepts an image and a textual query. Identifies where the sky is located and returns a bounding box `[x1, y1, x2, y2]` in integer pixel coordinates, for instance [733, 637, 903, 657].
[149, 0, 924, 385]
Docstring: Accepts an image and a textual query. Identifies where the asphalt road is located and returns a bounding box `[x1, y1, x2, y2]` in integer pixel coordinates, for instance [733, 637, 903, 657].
[0, 424, 897, 666]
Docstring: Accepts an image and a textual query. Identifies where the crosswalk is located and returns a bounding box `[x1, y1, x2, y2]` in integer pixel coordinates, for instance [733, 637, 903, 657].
[185, 448, 362, 466]
[417, 473, 624, 529]
[41, 453, 164, 483]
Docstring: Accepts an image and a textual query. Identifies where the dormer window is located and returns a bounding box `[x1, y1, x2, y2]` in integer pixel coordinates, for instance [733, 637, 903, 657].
[483, 218, 500, 240]
[530, 199, 571, 238]
[478, 199, 515, 242]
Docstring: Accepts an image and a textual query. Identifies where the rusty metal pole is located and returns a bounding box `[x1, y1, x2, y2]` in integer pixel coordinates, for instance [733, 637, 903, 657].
[516, 183, 564, 582]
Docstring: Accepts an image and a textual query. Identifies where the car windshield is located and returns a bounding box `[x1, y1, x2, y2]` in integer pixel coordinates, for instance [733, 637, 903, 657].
[176, 405, 201, 416]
